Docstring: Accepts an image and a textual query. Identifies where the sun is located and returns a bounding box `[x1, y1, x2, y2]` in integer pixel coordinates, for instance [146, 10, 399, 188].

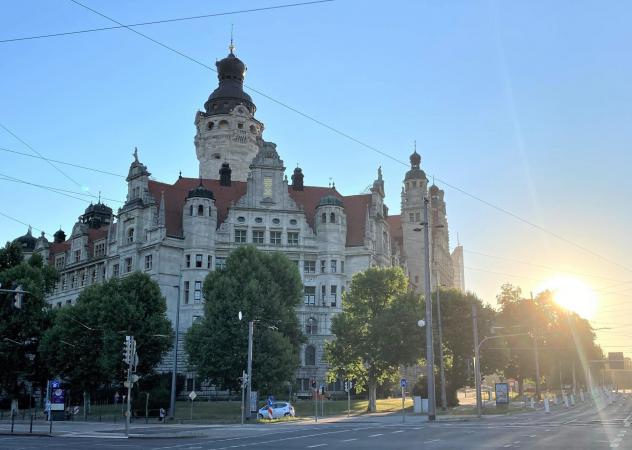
[536, 276, 598, 319]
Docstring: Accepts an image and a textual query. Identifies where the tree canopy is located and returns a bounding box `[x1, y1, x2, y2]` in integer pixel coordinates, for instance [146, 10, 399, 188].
[40, 272, 173, 394]
[185, 246, 304, 394]
[0, 243, 58, 405]
[325, 266, 423, 412]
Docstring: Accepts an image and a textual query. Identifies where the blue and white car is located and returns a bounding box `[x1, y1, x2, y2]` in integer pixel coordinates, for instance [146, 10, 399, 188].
[257, 401, 295, 419]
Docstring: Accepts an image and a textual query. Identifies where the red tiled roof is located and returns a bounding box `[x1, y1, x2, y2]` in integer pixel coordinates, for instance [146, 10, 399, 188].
[48, 241, 70, 258]
[288, 187, 370, 247]
[387, 215, 402, 239]
[148, 178, 247, 237]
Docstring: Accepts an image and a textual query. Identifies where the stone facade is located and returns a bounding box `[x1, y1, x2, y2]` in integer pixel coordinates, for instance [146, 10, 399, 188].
[19, 47, 465, 396]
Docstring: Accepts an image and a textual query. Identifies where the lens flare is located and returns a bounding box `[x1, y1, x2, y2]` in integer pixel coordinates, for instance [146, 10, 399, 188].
[536, 277, 598, 320]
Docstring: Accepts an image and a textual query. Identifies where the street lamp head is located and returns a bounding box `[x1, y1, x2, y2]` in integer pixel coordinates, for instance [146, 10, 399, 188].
[238, 311, 243, 321]
[417, 319, 426, 328]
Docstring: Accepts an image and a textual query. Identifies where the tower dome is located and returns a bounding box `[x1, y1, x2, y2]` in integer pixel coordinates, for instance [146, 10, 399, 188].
[13, 226, 36, 252]
[187, 179, 215, 200]
[204, 48, 255, 115]
[318, 195, 344, 207]
[405, 149, 426, 181]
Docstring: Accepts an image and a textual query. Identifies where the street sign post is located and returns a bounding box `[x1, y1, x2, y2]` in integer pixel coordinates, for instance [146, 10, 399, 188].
[400, 378, 407, 423]
[344, 380, 353, 417]
[495, 383, 509, 406]
[189, 391, 196, 420]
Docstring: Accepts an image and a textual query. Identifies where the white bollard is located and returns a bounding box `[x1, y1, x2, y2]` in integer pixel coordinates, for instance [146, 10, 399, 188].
[544, 398, 550, 414]
[580, 390, 585, 402]
[530, 398, 535, 409]
[552, 395, 558, 405]
[570, 394, 575, 406]
[563, 395, 569, 408]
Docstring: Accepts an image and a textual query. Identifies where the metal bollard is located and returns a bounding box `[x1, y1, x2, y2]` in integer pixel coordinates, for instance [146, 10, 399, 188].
[49, 419, 53, 435]
[544, 398, 550, 414]
[30, 414, 33, 433]
[11, 412, 15, 434]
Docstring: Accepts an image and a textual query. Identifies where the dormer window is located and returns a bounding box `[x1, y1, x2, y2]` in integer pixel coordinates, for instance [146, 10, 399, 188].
[197, 205, 204, 216]
[330, 213, 336, 223]
[321, 213, 327, 224]
[127, 228, 134, 244]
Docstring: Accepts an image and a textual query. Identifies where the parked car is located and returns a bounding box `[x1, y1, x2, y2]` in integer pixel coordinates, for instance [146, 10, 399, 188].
[257, 401, 295, 419]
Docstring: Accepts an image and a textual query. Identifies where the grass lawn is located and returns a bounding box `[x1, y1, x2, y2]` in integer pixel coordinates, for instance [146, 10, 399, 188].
[84, 397, 415, 423]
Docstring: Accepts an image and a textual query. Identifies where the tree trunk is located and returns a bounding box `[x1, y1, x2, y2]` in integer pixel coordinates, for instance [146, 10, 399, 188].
[517, 377, 524, 398]
[83, 391, 90, 420]
[367, 378, 377, 413]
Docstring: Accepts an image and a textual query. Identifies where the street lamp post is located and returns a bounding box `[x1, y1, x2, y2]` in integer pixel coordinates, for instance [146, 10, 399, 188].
[422, 198, 436, 421]
[169, 282, 181, 420]
[238, 311, 254, 421]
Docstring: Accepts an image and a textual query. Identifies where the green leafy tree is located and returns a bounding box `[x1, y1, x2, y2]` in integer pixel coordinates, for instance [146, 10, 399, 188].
[428, 288, 503, 406]
[40, 272, 173, 413]
[324, 267, 423, 412]
[185, 246, 304, 395]
[0, 243, 58, 410]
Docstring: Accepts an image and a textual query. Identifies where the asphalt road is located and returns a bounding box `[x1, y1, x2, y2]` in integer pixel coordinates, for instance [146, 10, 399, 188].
[1, 393, 630, 449]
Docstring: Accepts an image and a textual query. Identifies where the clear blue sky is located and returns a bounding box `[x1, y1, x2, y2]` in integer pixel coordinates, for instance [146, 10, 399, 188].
[1, 1, 631, 351]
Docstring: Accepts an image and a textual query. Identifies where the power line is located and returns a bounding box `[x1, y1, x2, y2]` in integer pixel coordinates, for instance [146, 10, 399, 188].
[0, 172, 124, 204]
[0, 1, 334, 44]
[0, 174, 92, 204]
[0, 147, 126, 178]
[66, 0, 632, 276]
[0, 211, 45, 234]
[465, 249, 631, 285]
[0, 122, 84, 189]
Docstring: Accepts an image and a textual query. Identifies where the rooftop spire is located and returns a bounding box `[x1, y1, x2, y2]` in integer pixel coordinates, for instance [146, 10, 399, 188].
[229, 24, 235, 54]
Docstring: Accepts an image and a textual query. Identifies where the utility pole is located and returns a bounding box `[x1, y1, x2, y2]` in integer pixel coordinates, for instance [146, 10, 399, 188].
[436, 282, 447, 411]
[533, 329, 541, 401]
[472, 304, 483, 418]
[246, 320, 254, 420]
[422, 197, 436, 421]
[169, 282, 181, 420]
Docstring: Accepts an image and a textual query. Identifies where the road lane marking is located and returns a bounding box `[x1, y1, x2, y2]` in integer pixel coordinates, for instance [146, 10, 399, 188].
[392, 430, 404, 433]
[368, 433, 383, 437]
[307, 445, 327, 448]
[341, 438, 357, 442]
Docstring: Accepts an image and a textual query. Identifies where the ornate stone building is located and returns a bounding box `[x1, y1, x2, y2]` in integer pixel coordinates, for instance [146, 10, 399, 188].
[16, 46, 464, 396]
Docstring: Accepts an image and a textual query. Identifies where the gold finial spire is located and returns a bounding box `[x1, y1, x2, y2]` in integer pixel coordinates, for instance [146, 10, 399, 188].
[414, 140, 417, 152]
[229, 24, 235, 54]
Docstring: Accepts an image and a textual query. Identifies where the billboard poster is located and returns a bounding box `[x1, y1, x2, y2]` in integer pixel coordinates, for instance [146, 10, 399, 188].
[495, 382, 509, 405]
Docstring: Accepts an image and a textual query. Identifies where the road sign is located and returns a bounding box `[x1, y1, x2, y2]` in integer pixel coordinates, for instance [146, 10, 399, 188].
[495, 383, 509, 405]
[400, 378, 407, 388]
[189, 391, 197, 401]
[609, 352, 625, 370]
[131, 374, 140, 383]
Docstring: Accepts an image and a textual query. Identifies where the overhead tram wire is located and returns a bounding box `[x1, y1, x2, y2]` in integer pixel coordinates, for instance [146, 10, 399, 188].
[65, 0, 632, 276]
[465, 249, 632, 285]
[0, 211, 45, 234]
[0, 172, 125, 204]
[0, 1, 334, 44]
[0, 122, 84, 189]
[0, 147, 126, 178]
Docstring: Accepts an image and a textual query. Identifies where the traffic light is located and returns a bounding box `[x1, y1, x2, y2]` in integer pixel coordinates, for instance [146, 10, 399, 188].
[13, 286, 24, 309]
[123, 336, 132, 365]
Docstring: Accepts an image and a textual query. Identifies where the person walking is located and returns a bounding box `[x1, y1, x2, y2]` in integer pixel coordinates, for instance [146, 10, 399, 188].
[159, 407, 166, 423]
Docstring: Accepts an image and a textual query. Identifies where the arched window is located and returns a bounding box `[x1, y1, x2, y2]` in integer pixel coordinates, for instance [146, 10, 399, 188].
[330, 212, 336, 223]
[207, 122, 214, 130]
[127, 228, 134, 244]
[306, 317, 318, 335]
[190, 205, 193, 216]
[197, 205, 204, 216]
[321, 213, 327, 224]
[305, 345, 316, 366]
[218, 120, 229, 129]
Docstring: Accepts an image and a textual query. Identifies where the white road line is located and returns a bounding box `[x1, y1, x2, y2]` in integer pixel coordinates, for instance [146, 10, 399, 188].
[392, 430, 404, 433]
[341, 438, 357, 442]
[368, 433, 383, 437]
[307, 445, 327, 448]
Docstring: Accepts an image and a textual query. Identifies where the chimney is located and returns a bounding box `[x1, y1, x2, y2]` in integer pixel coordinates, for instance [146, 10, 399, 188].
[291, 167, 304, 191]
[219, 163, 232, 186]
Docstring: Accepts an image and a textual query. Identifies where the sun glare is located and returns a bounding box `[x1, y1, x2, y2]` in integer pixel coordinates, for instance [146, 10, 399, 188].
[536, 277, 598, 320]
